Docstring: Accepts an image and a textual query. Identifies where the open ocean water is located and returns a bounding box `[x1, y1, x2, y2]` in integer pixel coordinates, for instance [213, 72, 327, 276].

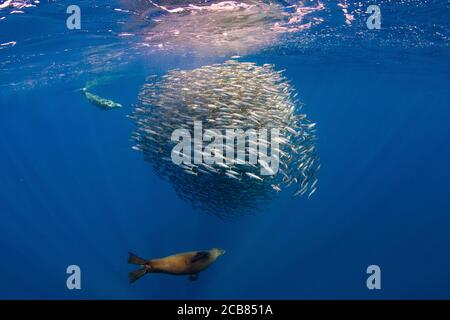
[0, 0, 449, 299]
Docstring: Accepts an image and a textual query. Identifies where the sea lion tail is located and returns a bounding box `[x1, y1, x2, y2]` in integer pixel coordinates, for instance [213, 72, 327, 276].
[128, 252, 147, 265]
[128, 252, 149, 284]
[129, 267, 147, 284]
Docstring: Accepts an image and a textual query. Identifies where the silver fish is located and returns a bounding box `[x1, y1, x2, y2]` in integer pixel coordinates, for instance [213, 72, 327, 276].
[130, 61, 320, 218]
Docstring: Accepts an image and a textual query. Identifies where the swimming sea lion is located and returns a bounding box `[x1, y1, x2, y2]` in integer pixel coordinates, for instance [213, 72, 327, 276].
[80, 87, 123, 110]
[128, 248, 226, 283]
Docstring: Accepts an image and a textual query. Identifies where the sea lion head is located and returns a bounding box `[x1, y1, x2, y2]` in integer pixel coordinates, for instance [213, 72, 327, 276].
[210, 248, 226, 259]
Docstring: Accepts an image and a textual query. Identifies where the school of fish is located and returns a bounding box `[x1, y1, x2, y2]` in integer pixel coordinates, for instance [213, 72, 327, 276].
[129, 60, 319, 218]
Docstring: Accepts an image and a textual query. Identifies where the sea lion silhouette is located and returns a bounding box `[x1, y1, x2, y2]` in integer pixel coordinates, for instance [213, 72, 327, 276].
[128, 248, 225, 283]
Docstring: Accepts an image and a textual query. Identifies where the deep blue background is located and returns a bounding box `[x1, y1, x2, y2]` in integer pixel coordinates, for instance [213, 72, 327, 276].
[0, 0, 449, 299]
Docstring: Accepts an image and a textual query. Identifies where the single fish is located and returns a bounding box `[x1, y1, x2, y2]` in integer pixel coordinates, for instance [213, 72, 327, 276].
[245, 172, 263, 181]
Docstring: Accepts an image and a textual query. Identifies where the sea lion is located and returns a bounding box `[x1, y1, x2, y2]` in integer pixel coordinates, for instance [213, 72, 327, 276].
[128, 248, 226, 283]
[80, 87, 123, 110]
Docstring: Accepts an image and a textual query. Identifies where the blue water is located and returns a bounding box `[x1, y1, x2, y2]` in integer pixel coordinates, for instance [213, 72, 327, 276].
[0, 0, 449, 299]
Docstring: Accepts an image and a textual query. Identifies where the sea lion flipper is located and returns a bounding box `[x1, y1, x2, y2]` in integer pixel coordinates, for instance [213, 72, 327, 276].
[128, 252, 147, 265]
[189, 273, 199, 281]
[129, 268, 147, 284]
[191, 251, 210, 263]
